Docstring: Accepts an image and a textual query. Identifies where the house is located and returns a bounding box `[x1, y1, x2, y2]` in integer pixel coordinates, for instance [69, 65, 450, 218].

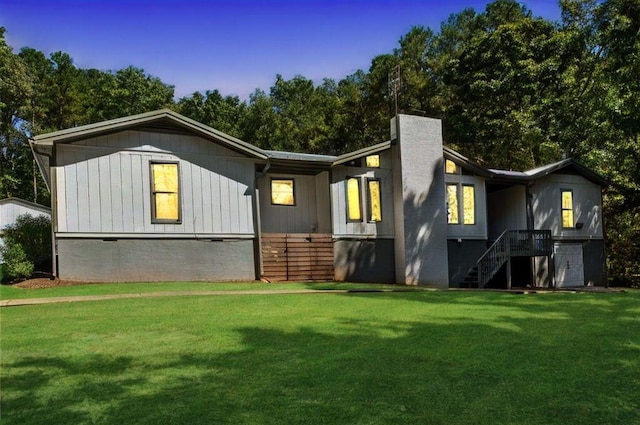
[0, 197, 51, 262]
[30, 110, 606, 288]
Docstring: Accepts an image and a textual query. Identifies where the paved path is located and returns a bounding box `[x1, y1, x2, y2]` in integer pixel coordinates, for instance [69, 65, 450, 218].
[0, 289, 366, 307]
[0, 286, 622, 307]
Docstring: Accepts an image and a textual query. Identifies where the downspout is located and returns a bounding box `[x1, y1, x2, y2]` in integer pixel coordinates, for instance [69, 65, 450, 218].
[29, 141, 57, 278]
[254, 161, 271, 280]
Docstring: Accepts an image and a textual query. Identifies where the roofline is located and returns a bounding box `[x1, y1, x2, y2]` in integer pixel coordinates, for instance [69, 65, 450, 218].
[443, 146, 493, 177]
[32, 109, 269, 160]
[332, 141, 392, 166]
[0, 197, 51, 214]
[490, 158, 608, 186]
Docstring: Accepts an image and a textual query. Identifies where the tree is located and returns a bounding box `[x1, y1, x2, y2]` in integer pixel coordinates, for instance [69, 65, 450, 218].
[0, 28, 42, 202]
[176, 89, 246, 138]
[112, 66, 174, 117]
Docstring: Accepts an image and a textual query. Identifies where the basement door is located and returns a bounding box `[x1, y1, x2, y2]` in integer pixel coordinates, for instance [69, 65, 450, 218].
[554, 243, 584, 288]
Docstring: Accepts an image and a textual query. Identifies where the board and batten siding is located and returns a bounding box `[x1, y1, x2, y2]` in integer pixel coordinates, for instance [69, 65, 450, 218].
[331, 165, 394, 238]
[258, 172, 331, 234]
[54, 130, 255, 236]
[530, 173, 603, 239]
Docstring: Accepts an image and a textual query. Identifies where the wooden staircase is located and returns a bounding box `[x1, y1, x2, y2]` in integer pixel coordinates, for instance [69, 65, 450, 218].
[464, 230, 552, 288]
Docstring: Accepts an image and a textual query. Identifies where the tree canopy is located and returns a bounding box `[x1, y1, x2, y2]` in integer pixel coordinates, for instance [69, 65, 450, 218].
[0, 0, 638, 285]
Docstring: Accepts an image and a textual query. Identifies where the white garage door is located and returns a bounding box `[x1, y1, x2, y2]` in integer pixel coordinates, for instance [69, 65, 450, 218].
[554, 243, 584, 288]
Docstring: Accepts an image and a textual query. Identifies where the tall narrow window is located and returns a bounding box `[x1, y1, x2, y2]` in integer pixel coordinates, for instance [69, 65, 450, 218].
[561, 190, 574, 229]
[346, 177, 362, 221]
[271, 179, 295, 205]
[463, 185, 475, 225]
[447, 184, 459, 224]
[367, 179, 382, 222]
[151, 162, 181, 223]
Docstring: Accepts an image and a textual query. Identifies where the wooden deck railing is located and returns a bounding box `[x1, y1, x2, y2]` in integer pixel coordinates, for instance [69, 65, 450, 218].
[475, 230, 552, 288]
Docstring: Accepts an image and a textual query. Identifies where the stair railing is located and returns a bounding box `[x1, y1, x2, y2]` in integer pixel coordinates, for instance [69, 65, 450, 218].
[476, 229, 509, 287]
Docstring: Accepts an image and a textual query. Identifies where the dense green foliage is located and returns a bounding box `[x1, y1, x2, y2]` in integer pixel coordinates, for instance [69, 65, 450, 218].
[2, 289, 639, 424]
[0, 214, 52, 280]
[0, 0, 638, 284]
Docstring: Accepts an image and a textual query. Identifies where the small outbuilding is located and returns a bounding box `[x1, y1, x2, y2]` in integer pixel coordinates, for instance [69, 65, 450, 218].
[0, 197, 51, 262]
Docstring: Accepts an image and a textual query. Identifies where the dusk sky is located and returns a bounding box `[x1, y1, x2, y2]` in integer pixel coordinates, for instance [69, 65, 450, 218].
[2, 0, 562, 100]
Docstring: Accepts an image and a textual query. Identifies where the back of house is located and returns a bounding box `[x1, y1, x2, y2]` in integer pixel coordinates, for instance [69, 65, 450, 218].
[31, 110, 606, 288]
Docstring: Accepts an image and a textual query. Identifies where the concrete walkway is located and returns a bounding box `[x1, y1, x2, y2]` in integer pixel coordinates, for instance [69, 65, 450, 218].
[0, 286, 622, 307]
[0, 288, 363, 307]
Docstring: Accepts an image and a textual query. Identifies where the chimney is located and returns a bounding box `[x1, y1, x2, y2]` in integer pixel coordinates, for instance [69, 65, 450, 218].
[391, 114, 449, 287]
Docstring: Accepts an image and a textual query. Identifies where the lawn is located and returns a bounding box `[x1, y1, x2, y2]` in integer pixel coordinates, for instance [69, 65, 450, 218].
[1, 286, 639, 424]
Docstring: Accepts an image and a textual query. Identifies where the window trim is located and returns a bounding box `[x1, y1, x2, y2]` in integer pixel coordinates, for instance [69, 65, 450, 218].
[447, 183, 460, 225]
[365, 154, 380, 168]
[367, 178, 382, 222]
[150, 161, 182, 224]
[447, 182, 476, 226]
[561, 189, 574, 229]
[270, 178, 296, 206]
[345, 176, 362, 222]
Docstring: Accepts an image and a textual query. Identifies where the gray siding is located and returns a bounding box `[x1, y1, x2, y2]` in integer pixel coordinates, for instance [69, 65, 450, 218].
[54, 130, 255, 236]
[447, 240, 488, 287]
[258, 173, 331, 234]
[391, 115, 449, 287]
[533, 239, 606, 287]
[445, 173, 488, 240]
[531, 174, 603, 239]
[56, 238, 255, 282]
[331, 163, 395, 238]
[487, 185, 527, 239]
[583, 239, 606, 286]
[334, 238, 395, 283]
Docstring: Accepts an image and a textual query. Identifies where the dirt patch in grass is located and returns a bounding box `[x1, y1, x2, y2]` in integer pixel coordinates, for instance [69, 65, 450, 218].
[10, 278, 94, 289]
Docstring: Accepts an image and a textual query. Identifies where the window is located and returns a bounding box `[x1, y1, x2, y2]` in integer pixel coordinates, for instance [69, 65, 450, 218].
[445, 159, 458, 174]
[365, 155, 380, 168]
[561, 190, 574, 229]
[367, 179, 382, 222]
[271, 179, 295, 205]
[151, 162, 181, 223]
[447, 183, 475, 225]
[346, 177, 362, 221]
[447, 184, 459, 224]
[463, 185, 475, 225]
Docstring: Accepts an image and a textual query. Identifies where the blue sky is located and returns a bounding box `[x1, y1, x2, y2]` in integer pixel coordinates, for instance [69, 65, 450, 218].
[2, 0, 562, 100]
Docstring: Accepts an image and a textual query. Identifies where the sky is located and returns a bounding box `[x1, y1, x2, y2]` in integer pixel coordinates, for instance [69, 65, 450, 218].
[1, 0, 562, 100]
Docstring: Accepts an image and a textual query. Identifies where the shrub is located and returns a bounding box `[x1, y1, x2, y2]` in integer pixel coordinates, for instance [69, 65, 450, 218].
[0, 214, 51, 281]
[1, 243, 34, 281]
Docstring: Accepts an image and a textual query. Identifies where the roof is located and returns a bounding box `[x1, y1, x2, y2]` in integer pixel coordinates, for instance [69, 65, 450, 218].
[31, 109, 268, 160]
[333, 141, 391, 166]
[29, 110, 606, 187]
[490, 158, 608, 186]
[443, 147, 493, 178]
[0, 197, 51, 214]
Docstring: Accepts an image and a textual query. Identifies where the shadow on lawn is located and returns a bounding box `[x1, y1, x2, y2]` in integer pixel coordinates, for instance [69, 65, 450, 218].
[338, 287, 640, 318]
[3, 294, 639, 425]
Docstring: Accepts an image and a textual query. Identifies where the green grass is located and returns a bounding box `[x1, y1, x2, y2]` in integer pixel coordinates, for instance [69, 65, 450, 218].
[1, 288, 639, 424]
